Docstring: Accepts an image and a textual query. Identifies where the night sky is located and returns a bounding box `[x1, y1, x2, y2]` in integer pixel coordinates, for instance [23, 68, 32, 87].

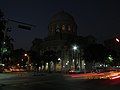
[0, 0, 120, 50]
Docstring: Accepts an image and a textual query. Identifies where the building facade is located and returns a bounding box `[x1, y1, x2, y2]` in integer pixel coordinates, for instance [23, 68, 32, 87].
[32, 11, 86, 72]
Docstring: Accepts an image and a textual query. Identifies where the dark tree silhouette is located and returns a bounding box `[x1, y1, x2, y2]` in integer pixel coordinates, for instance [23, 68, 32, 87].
[83, 44, 108, 71]
[29, 50, 43, 71]
[11, 49, 25, 65]
[0, 9, 13, 66]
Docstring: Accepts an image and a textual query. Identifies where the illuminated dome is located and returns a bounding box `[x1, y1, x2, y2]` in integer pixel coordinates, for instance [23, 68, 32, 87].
[48, 11, 77, 36]
[51, 11, 74, 22]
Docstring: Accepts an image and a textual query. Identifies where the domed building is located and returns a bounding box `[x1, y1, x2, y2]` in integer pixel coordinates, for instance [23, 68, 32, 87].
[48, 11, 77, 37]
[32, 11, 85, 72]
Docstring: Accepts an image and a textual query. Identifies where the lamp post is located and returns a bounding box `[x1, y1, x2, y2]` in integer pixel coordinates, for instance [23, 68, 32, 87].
[24, 53, 31, 71]
[24, 53, 30, 64]
[72, 45, 78, 70]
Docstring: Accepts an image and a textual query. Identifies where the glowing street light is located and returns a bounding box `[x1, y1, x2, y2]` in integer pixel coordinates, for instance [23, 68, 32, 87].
[24, 53, 30, 63]
[116, 38, 119, 42]
[24, 53, 30, 70]
[24, 53, 28, 56]
[73, 45, 78, 51]
[72, 45, 78, 70]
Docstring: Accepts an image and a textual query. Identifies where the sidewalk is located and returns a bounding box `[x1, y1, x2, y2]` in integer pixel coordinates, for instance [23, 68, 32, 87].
[0, 73, 17, 80]
[0, 72, 48, 80]
[0, 72, 30, 80]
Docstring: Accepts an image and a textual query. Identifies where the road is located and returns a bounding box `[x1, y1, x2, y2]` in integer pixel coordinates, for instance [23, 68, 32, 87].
[0, 72, 120, 90]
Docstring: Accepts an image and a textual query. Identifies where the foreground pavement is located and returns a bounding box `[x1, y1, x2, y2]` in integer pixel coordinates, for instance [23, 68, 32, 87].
[0, 72, 120, 90]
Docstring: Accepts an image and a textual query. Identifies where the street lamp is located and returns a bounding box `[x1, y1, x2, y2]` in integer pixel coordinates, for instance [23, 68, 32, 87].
[116, 38, 119, 42]
[24, 53, 30, 64]
[24, 53, 31, 71]
[24, 53, 27, 56]
[73, 45, 78, 51]
[72, 45, 78, 70]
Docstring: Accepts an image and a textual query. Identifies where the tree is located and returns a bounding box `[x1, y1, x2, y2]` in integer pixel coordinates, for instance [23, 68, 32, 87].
[83, 35, 97, 47]
[0, 9, 13, 64]
[29, 50, 43, 71]
[104, 36, 120, 66]
[83, 44, 108, 71]
[30, 38, 43, 53]
[11, 49, 25, 65]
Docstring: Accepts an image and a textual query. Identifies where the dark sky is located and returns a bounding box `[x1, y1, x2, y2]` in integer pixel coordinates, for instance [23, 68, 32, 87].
[0, 0, 120, 50]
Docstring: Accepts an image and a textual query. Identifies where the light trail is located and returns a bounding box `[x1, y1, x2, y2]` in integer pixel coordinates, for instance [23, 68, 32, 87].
[69, 71, 120, 79]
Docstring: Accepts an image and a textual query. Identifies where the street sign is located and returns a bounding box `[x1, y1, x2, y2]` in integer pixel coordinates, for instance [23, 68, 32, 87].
[18, 24, 32, 30]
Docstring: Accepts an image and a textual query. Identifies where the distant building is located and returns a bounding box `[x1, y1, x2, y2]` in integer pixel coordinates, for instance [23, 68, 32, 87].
[32, 11, 87, 71]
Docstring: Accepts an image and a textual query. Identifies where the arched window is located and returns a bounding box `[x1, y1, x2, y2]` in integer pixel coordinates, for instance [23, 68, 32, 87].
[62, 25, 65, 30]
[68, 25, 71, 31]
[56, 25, 60, 32]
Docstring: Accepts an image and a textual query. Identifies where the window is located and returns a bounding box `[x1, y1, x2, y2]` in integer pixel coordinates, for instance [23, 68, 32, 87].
[62, 25, 65, 30]
[68, 25, 71, 31]
[56, 25, 60, 32]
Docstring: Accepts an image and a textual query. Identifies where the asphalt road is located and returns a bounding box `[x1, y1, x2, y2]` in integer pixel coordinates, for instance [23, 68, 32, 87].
[0, 73, 120, 90]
